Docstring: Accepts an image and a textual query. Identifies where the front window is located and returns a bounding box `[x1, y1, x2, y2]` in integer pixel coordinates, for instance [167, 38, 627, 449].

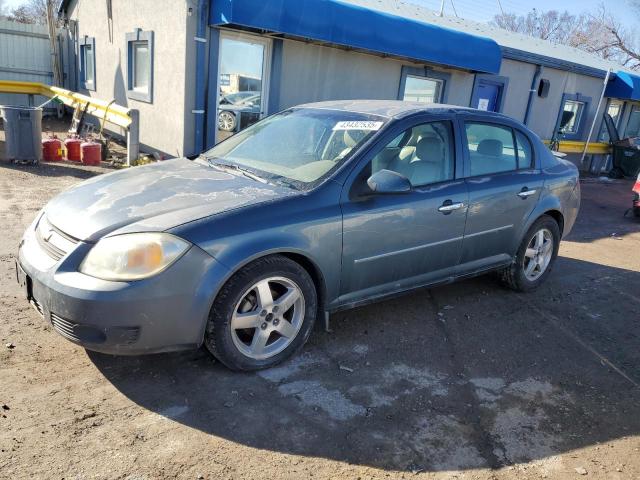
[370, 121, 455, 186]
[202, 109, 387, 189]
[402, 76, 443, 103]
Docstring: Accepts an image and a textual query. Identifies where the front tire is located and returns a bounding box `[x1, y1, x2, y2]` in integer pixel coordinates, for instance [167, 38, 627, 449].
[218, 111, 236, 132]
[499, 215, 560, 292]
[204, 255, 317, 371]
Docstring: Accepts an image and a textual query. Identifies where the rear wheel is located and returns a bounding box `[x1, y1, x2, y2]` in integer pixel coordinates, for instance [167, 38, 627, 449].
[204, 255, 317, 371]
[499, 215, 560, 292]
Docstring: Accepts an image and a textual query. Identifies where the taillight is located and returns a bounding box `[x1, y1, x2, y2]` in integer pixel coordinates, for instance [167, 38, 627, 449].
[633, 180, 640, 195]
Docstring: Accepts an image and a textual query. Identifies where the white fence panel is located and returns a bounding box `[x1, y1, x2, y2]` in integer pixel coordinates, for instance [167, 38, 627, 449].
[0, 18, 56, 108]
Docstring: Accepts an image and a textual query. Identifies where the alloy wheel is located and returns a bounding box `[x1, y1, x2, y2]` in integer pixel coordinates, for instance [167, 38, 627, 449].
[218, 111, 235, 131]
[523, 228, 554, 281]
[230, 276, 305, 360]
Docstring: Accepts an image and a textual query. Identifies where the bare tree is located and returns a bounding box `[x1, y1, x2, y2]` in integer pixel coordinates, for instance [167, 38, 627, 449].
[491, 9, 589, 46]
[491, 6, 640, 70]
[7, 0, 49, 24]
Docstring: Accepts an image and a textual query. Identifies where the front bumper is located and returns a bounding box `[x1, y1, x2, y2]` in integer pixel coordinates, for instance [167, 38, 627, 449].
[18, 222, 229, 355]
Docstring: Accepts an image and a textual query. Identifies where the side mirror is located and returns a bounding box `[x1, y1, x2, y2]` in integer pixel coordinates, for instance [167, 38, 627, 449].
[367, 169, 412, 194]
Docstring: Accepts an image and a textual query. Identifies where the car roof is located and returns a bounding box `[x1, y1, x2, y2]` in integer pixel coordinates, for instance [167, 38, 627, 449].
[294, 99, 511, 121]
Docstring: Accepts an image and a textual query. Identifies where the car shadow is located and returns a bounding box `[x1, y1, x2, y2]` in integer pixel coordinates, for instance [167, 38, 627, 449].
[89, 256, 640, 472]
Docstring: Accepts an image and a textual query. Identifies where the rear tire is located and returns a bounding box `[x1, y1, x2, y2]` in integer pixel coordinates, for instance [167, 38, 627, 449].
[204, 255, 317, 371]
[499, 215, 560, 292]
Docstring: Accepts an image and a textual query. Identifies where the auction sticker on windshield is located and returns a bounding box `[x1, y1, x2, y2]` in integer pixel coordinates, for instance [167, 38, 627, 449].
[333, 121, 384, 131]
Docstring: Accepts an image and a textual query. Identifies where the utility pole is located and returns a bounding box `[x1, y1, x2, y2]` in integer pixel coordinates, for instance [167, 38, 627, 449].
[439, 0, 445, 16]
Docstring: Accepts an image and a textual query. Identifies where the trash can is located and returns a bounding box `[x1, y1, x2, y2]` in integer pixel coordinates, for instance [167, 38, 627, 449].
[610, 142, 640, 179]
[0, 105, 43, 164]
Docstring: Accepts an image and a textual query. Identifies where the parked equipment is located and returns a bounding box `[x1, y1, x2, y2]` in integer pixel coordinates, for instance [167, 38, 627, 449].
[64, 135, 82, 162]
[81, 138, 102, 166]
[0, 105, 43, 164]
[42, 133, 63, 162]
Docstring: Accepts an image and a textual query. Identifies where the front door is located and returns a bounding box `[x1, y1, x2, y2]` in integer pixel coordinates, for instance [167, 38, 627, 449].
[339, 118, 468, 305]
[215, 32, 271, 144]
[459, 118, 543, 270]
[475, 81, 501, 112]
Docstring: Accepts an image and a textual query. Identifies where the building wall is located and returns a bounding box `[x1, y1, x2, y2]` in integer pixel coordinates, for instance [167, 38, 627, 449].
[65, 0, 198, 157]
[527, 67, 605, 141]
[498, 59, 536, 123]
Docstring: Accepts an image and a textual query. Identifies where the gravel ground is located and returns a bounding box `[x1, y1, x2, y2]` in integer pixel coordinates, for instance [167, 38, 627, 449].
[1, 160, 639, 480]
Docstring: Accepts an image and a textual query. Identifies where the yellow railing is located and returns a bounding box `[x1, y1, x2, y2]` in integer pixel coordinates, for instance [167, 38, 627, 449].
[0, 80, 132, 129]
[543, 139, 611, 155]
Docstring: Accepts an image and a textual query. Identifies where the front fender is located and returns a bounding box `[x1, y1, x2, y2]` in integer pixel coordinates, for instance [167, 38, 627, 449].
[169, 185, 344, 311]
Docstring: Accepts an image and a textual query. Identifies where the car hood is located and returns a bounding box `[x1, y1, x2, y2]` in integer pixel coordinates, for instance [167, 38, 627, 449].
[45, 158, 296, 242]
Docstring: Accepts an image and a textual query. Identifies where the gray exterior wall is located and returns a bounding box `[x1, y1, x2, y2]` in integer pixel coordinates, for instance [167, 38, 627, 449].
[498, 59, 536, 123]
[276, 40, 473, 112]
[64, 0, 199, 157]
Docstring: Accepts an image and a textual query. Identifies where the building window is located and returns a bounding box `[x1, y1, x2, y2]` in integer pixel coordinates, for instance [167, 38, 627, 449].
[403, 76, 443, 103]
[470, 75, 509, 113]
[126, 29, 154, 103]
[555, 93, 591, 141]
[625, 105, 640, 138]
[561, 100, 584, 134]
[598, 100, 624, 142]
[79, 36, 96, 91]
[398, 66, 450, 104]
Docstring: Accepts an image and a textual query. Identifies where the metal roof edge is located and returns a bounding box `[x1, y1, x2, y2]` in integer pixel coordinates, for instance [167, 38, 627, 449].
[501, 47, 608, 79]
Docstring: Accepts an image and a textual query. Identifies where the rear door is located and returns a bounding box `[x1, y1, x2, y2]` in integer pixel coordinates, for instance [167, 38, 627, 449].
[458, 116, 543, 271]
[339, 115, 468, 305]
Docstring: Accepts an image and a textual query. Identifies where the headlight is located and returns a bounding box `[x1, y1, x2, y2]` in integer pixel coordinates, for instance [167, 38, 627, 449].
[79, 233, 190, 281]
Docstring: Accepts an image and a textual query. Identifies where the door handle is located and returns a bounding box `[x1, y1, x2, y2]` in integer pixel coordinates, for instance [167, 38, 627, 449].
[517, 188, 537, 199]
[438, 201, 464, 213]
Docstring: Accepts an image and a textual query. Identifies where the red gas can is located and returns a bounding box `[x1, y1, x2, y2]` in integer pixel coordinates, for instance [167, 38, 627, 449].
[81, 139, 102, 166]
[64, 135, 82, 162]
[42, 134, 63, 162]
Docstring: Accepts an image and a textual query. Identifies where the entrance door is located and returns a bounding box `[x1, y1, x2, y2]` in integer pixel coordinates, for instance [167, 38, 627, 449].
[215, 32, 271, 144]
[475, 82, 501, 112]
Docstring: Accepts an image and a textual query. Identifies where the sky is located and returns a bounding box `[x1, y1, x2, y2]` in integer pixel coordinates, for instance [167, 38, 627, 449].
[2, 0, 636, 25]
[410, 0, 636, 28]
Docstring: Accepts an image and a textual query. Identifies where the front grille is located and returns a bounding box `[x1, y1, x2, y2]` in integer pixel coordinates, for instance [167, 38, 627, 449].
[35, 215, 79, 261]
[50, 313, 138, 346]
[50, 313, 80, 342]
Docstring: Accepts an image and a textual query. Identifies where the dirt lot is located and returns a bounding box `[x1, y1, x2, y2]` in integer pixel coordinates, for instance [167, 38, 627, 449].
[1, 160, 639, 480]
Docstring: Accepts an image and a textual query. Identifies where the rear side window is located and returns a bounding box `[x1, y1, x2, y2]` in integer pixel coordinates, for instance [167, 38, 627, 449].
[465, 122, 517, 176]
[515, 130, 534, 169]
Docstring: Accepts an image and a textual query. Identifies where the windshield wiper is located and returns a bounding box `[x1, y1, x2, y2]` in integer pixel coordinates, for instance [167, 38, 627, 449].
[206, 157, 268, 184]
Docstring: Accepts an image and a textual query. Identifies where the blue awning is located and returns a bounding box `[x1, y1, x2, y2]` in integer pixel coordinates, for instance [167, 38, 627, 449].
[605, 71, 640, 101]
[210, 0, 502, 74]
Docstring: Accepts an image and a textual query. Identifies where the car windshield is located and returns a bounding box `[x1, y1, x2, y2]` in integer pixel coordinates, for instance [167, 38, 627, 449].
[221, 92, 260, 105]
[202, 108, 387, 189]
